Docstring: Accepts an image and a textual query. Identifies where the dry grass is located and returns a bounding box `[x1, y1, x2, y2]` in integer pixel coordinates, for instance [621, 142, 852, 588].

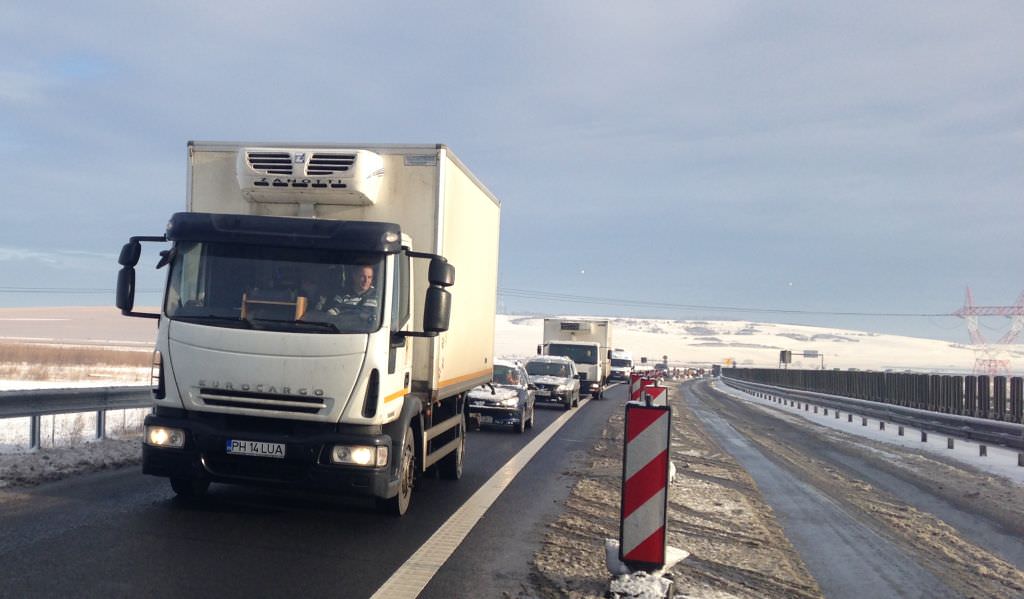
[0, 342, 150, 382]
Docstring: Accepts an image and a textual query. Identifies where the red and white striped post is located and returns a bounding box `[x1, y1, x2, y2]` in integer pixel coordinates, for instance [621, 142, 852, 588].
[619, 402, 671, 571]
[629, 373, 644, 403]
[643, 385, 667, 407]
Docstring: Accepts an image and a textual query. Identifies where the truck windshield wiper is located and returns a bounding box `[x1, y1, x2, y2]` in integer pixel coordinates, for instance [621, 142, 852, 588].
[174, 314, 253, 328]
[246, 318, 341, 333]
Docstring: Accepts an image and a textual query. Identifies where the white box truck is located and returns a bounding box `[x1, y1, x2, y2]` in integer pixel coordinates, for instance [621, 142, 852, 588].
[116, 142, 500, 515]
[539, 318, 611, 399]
[608, 349, 634, 382]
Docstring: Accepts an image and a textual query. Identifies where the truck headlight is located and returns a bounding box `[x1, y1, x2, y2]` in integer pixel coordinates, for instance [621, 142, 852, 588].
[145, 426, 185, 448]
[331, 444, 388, 467]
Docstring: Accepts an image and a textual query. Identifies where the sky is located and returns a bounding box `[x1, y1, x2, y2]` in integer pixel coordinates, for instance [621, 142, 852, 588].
[0, 1, 1021, 343]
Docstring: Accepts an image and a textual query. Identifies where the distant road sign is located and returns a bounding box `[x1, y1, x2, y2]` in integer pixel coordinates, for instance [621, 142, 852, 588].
[803, 350, 820, 358]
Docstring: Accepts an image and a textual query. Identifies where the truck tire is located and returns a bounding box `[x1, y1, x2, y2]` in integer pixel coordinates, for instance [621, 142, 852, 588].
[438, 420, 465, 480]
[594, 387, 603, 400]
[170, 476, 209, 498]
[379, 426, 415, 516]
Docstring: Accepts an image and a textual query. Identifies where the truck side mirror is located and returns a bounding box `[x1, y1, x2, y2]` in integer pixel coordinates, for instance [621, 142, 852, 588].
[423, 287, 451, 333]
[116, 236, 165, 320]
[119, 241, 142, 267]
[428, 258, 455, 287]
[607, 350, 612, 359]
[537, 344, 542, 355]
[116, 267, 135, 312]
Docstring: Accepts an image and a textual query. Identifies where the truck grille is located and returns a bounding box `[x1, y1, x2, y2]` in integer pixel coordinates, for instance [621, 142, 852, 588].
[246, 152, 293, 175]
[198, 388, 326, 415]
[307, 153, 355, 175]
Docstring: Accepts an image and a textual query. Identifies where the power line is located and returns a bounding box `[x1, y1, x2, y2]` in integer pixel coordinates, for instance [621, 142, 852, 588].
[498, 287, 953, 318]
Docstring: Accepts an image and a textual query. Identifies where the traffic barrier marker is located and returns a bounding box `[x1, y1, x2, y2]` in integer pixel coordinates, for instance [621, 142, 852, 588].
[979, 445, 987, 457]
[947, 438, 955, 449]
[620, 403, 671, 572]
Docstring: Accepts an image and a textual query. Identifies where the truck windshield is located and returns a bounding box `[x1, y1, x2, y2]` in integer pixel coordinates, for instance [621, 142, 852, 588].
[164, 241, 385, 334]
[547, 343, 597, 365]
[611, 358, 632, 367]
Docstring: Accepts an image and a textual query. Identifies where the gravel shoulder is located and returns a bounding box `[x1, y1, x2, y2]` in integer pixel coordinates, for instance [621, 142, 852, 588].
[531, 383, 823, 598]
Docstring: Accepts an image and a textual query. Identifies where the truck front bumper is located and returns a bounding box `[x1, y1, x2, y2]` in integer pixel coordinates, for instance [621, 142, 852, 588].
[142, 410, 397, 498]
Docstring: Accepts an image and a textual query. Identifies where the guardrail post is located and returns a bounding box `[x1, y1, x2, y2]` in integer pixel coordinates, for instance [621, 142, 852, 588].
[952, 376, 964, 416]
[993, 376, 1007, 421]
[95, 410, 106, 440]
[965, 376, 978, 417]
[978, 376, 991, 420]
[29, 415, 41, 450]
[1011, 377, 1023, 424]
[921, 431, 928, 442]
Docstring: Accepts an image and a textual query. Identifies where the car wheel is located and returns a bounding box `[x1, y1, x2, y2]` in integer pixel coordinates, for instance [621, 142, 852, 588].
[516, 410, 526, 434]
[573, 391, 580, 407]
[526, 406, 535, 429]
[170, 476, 209, 498]
[379, 426, 415, 516]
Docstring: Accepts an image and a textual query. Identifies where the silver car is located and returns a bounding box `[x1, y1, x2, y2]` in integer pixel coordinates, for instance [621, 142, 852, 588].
[525, 355, 581, 410]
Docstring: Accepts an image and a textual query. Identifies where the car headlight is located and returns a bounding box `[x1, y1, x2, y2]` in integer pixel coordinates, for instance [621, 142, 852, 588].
[557, 384, 570, 392]
[498, 397, 518, 407]
[330, 444, 388, 467]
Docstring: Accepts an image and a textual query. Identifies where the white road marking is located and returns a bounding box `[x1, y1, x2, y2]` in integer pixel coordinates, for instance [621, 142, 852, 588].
[370, 397, 591, 599]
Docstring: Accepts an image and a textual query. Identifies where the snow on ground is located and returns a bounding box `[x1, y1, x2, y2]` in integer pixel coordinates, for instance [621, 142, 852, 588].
[0, 310, 1011, 490]
[497, 314, 992, 373]
[714, 380, 1024, 485]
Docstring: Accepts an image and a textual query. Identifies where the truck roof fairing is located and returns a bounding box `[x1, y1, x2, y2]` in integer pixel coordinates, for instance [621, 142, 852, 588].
[165, 212, 403, 253]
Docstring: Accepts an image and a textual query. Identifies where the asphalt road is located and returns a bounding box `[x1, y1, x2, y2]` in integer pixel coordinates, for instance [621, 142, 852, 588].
[0, 385, 625, 598]
[684, 379, 1024, 598]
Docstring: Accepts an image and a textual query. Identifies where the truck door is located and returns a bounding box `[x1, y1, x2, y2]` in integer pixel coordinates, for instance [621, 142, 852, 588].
[383, 252, 412, 409]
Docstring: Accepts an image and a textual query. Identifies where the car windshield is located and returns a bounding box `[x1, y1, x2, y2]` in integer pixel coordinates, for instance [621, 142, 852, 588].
[164, 241, 385, 334]
[611, 358, 632, 367]
[547, 343, 597, 364]
[492, 365, 520, 386]
[527, 361, 571, 377]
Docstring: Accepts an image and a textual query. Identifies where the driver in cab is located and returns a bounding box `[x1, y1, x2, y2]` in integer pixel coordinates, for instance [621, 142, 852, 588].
[324, 265, 378, 316]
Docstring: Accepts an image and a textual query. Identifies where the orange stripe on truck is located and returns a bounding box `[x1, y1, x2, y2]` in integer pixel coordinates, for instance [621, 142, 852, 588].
[383, 388, 409, 403]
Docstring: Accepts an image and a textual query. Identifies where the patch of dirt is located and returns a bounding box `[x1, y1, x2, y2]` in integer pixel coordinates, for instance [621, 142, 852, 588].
[530, 387, 823, 598]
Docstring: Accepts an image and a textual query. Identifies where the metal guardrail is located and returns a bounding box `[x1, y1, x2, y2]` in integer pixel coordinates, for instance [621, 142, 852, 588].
[722, 377, 1024, 450]
[0, 386, 153, 449]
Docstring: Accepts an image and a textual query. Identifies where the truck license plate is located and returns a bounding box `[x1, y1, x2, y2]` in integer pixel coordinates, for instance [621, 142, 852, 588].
[226, 439, 286, 459]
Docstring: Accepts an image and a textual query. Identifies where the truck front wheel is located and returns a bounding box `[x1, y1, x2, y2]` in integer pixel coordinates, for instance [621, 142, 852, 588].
[380, 427, 415, 516]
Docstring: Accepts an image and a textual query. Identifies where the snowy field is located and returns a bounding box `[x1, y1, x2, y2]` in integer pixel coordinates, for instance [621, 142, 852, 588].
[0, 308, 1016, 485]
[496, 314, 997, 373]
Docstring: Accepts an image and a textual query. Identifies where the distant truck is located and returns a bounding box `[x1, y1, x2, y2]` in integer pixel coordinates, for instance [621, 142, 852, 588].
[538, 318, 611, 399]
[116, 142, 500, 515]
[608, 349, 633, 382]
